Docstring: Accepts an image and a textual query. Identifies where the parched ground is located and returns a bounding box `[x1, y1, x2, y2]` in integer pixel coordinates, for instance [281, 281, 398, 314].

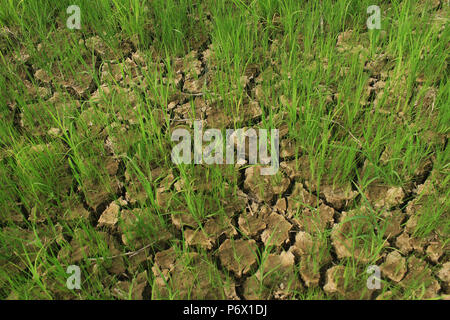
[0, 0, 449, 300]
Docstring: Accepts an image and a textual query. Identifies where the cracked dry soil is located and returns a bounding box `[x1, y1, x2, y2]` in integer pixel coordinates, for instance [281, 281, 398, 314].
[1, 4, 449, 300]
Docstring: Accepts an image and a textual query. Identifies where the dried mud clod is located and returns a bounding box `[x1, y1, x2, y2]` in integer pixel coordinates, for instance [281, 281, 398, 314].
[260, 211, 292, 247]
[319, 184, 358, 211]
[426, 242, 445, 264]
[364, 185, 405, 210]
[323, 265, 373, 299]
[242, 251, 302, 299]
[244, 166, 290, 204]
[152, 248, 238, 299]
[218, 239, 259, 278]
[291, 203, 335, 234]
[381, 251, 407, 282]
[399, 256, 441, 299]
[289, 231, 331, 288]
[58, 230, 126, 276]
[238, 211, 267, 238]
[184, 215, 238, 250]
[286, 182, 320, 217]
[119, 207, 174, 249]
[112, 270, 149, 300]
[378, 209, 404, 240]
[330, 209, 384, 263]
[437, 262, 450, 294]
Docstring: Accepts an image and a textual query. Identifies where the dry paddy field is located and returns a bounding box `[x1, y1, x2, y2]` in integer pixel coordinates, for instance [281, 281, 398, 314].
[0, 0, 449, 300]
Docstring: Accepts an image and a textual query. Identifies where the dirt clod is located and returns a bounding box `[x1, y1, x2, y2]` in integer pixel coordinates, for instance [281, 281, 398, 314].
[260, 212, 292, 247]
[98, 202, 120, 228]
[218, 239, 258, 277]
[381, 251, 407, 282]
